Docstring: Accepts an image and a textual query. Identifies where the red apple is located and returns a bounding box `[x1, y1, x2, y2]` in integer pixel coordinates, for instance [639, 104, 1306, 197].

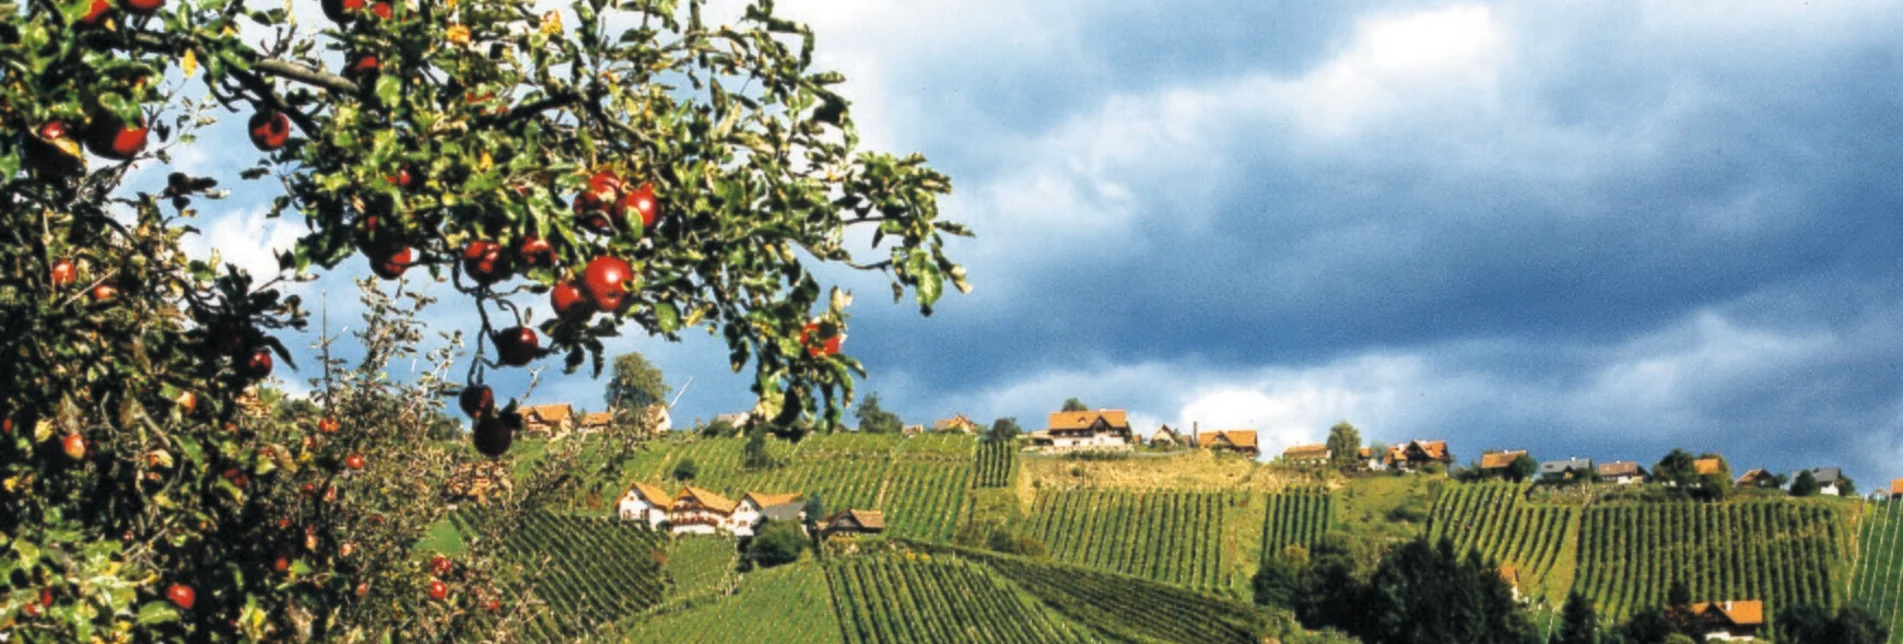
[176, 390, 198, 414]
[86, 116, 149, 161]
[344, 453, 365, 470]
[164, 583, 194, 610]
[90, 283, 118, 302]
[515, 237, 554, 268]
[461, 240, 512, 285]
[371, 1, 392, 19]
[355, 581, 370, 597]
[77, 0, 110, 26]
[427, 579, 448, 601]
[802, 322, 844, 357]
[551, 282, 594, 321]
[368, 246, 413, 280]
[322, 0, 366, 23]
[25, 122, 86, 176]
[123, 0, 163, 15]
[472, 415, 514, 457]
[344, 54, 379, 81]
[458, 385, 495, 419]
[248, 111, 291, 151]
[485, 597, 501, 614]
[617, 183, 660, 229]
[50, 258, 76, 287]
[274, 554, 291, 574]
[242, 349, 273, 379]
[61, 433, 87, 460]
[318, 417, 340, 433]
[430, 555, 453, 576]
[385, 165, 417, 191]
[582, 256, 634, 312]
[493, 326, 539, 366]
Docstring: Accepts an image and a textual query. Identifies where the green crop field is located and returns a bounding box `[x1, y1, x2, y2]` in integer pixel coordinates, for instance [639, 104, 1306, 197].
[1426, 481, 1580, 604]
[1573, 501, 1845, 623]
[827, 554, 1093, 643]
[663, 537, 739, 603]
[1261, 488, 1332, 556]
[450, 511, 668, 642]
[1851, 499, 1903, 642]
[974, 440, 1017, 488]
[945, 546, 1267, 643]
[1027, 488, 1254, 595]
[619, 561, 843, 644]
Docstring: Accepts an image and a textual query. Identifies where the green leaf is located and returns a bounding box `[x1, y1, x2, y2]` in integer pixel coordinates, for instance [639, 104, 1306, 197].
[138, 601, 180, 625]
[375, 76, 402, 108]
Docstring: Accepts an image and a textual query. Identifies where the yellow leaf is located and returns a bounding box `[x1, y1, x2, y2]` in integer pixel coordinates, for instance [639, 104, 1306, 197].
[479, 151, 493, 170]
[447, 24, 470, 45]
[222, 24, 238, 38]
[540, 11, 562, 35]
[182, 49, 197, 78]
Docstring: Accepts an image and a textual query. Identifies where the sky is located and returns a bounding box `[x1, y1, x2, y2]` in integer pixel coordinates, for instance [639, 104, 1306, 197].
[151, 1, 1903, 486]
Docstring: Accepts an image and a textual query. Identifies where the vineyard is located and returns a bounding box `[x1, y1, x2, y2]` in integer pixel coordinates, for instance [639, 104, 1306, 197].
[1027, 488, 1258, 595]
[664, 537, 740, 603]
[974, 440, 1018, 488]
[942, 545, 1269, 643]
[1851, 500, 1903, 642]
[449, 511, 668, 642]
[1573, 501, 1846, 623]
[1425, 482, 1579, 604]
[1260, 489, 1332, 556]
[619, 562, 843, 643]
[826, 554, 1093, 643]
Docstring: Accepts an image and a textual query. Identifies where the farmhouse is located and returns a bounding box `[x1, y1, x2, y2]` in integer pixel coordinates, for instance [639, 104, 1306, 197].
[1690, 600, 1764, 640]
[521, 403, 577, 437]
[644, 404, 673, 435]
[667, 486, 739, 536]
[932, 414, 981, 434]
[1539, 457, 1594, 483]
[1735, 469, 1779, 489]
[1150, 425, 1185, 448]
[1198, 430, 1260, 458]
[1035, 409, 1134, 452]
[1478, 450, 1528, 478]
[1597, 461, 1649, 485]
[1385, 440, 1454, 471]
[1495, 566, 1523, 602]
[1891, 478, 1903, 500]
[733, 492, 806, 537]
[1803, 467, 1847, 496]
[821, 509, 886, 536]
[1694, 457, 1725, 476]
[1281, 443, 1330, 465]
[616, 481, 673, 529]
[578, 411, 615, 435]
[1360, 446, 1386, 471]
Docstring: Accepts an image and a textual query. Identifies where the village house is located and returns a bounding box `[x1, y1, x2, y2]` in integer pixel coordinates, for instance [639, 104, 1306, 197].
[1150, 425, 1185, 448]
[1690, 600, 1764, 640]
[1890, 478, 1903, 500]
[1539, 457, 1594, 484]
[1385, 440, 1454, 471]
[1694, 457, 1725, 477]
[713, 412, 751, 429]
[1360, 446, 1386, 471]
[901, 424, 926, 438]
[667, 486, 740, 536]
[577, 411, 615, 435]
[821, 509, 886, 536]
[1597, 461, 1650, 485]
[1281, 443, 1330, 465]
[1478, 450, 1528, 479]
[1198, 430, 1260, 458]
[521, 403, 577, 437]
[732, 492, 806, 537]
[932, 414, 981, 434]
[1803, 467, 1847, 496]
[1735, 469, 1780, 489]
[1032, 409, 1134, 452]
[1496, 566, 1523, 603]
[616, 481, 673, 529]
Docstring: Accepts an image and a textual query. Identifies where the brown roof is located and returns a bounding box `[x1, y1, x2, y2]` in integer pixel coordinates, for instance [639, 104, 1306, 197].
[1736, 468, 1776, 485]
[1283, 443, 1328, 459]
[1692, 601, 1764, 627]
[525, 404, 575, 423]
[742, 491, 804, 508]
[1048, 410, 1130, 431]
[933, 414, 979, 432]
[1388, 440, 1451, 463]
[1891, 478, 1903, 496]
[674, 486, 738, 515]
[1480, 450, 1527, 470]
[1598, 461, 1645, 477]
[826, 509, 886, 531]
[1359, 446, 1373, 458]
[1153, 426, 1180, 440]
[580, 411, 614, 427]
[1496, 566, 1520, 589]
[1197, 430, 1258, 450]
[1694, 457, 1723, 475]
[621, 481, 672, 505]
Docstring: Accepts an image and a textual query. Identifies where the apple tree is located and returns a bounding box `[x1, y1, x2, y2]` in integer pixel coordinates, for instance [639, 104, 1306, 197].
[0, 0, 965, 638]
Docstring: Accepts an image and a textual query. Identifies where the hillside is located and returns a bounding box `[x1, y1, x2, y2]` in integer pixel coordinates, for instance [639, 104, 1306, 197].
[456, 432, 1903, 642]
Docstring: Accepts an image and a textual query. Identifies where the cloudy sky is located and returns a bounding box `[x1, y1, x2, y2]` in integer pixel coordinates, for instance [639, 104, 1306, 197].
[159, 1, 1903, 484]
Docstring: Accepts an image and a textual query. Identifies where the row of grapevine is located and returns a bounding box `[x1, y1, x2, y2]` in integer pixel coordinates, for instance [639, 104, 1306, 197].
[826, 555, 1091, 644]
[943, 546, 1266, 643]
[663, 537, 739, 603]
[1850, 499, 1903, 642]
[1027, 488, 1238, 592]
[1574, 501, 1842, 623]
[1426, 481, 1578, 603]
[1260, 489, 1331, 556]
[974, 440, 1017, 488]
[450, 511, 669, 642]
[877, 460, 973, 541]
[618, 562, 843, 643]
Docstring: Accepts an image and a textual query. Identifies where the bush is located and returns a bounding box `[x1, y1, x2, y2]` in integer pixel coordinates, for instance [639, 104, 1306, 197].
[673, 458, 700, 482]
[747, 521, 809, 568]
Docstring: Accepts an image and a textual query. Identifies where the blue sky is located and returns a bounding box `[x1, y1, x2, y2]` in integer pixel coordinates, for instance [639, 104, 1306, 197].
[159, 2, 1903, 485]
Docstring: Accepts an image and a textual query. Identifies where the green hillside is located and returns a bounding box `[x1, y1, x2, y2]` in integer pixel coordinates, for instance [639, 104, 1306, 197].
[1426, 481, 1580, 605]
[1574, 501, 1846, 623]
[1261, 488, 1333, 555]
[618, 561, 842, 644]
[827, 554, 1095, 643]
[1026, 488, 1258, 596]
[1851, 499, 1903, 642]
[450, 511, 669, 642]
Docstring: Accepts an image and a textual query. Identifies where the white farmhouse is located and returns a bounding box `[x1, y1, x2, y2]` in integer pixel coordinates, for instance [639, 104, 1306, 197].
[616, 481, 673, 529]
[667, 486, 739, 536]
[732, 492, 806, 537]
[1028, 409, 1133, 452]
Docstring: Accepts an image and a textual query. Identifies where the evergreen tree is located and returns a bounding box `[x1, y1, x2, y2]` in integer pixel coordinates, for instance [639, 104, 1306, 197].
[1791, 470, 1821, 497]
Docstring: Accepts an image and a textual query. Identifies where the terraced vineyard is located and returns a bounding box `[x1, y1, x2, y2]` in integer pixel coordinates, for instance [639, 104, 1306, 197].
[663, 537, 738, 603]
[1574, 501, 1846, 623]
[945, 546, 1268, 643]
[1027, 488, 1249, 594]
[1850, 499, 1903, 641]
[1260, 488, 1332, 556]
[1426, 481, 1579, 603]
[619, 562, 843, 643]
[974, 440, 1017, 488]
[449, 511, 667, 642]
[827, 555, 1092, 643]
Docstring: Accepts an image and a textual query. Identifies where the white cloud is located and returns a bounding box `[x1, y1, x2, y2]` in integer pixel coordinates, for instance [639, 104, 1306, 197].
[182, 206, 303, 285]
